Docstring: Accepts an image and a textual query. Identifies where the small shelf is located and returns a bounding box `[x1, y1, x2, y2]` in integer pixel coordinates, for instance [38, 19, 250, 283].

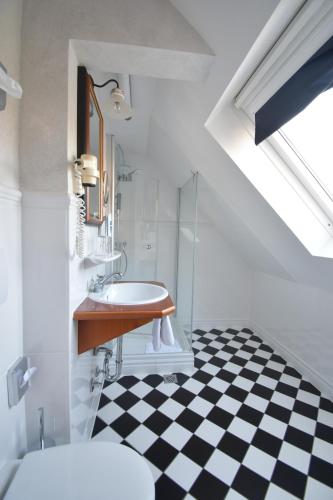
[84, 250, 121, 266]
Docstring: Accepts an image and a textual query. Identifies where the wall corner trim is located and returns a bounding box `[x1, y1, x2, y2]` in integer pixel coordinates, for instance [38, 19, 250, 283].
[22, 191, 73, 209]
[192, 319, 250, 332]
[0, 185, 22, 203]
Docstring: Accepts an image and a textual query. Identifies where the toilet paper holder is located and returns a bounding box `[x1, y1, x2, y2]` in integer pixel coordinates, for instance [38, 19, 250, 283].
[7, 356, 37, 407]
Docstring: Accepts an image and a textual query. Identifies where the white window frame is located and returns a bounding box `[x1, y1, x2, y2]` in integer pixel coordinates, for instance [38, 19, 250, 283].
[205, 0, 333, 258]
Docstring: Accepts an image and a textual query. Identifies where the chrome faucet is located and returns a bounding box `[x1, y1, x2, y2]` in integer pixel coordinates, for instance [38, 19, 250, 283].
[88, 272, 123, 293]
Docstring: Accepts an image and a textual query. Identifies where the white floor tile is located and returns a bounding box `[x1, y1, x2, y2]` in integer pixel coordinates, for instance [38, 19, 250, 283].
[318, 409, 333, 428]
[296, 390, 320, 408]
[233, 376, 255, 392]
[188, 396, 214, 417]
[223, 363, 243, 375]
[304, 477, 333, 500]
[196, 351, 213, 362]
[278, 441, 311, 474]
[245, 361, 263, 373]
[215, 350, 233, 361]
[235, 350, 252, 360]
[92, 426, 122, 443]
[265, 483, 299, 500]
[161, 422, 192, 450]
[126, 425, 158, 453]
[183, 378, 206, 395]
[217, 395, 242, 415]
[97, 402, 124, 425]
[201, 363, 221, 376]
[280, 374, 301, 388]
[225, 489, 248, 499]
[245, 393, 269, 412]
[156, 382, 179, 397]
[271, 391, 295, 410]
[159, 398, 185, 420]
[243, 446, 276, 480]
[127, 400, 156, 422]
[205, 449, 239, 485]
[259, 414, 288, 439]
[165, 453, 201, 490]
[196, 419, 225, 446]
[289, 412, 316, 435]
[130, 381, 153, 398]
[228, 417, 257, 443]
[266, 360, 285, 372]
[312, 437, 333, 463]
[207, 377, 230, 393]
[103, 382, 127, 400]
[256, 374, 278, 390]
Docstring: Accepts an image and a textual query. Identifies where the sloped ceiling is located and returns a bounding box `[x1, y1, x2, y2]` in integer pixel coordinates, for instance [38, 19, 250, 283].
[147, 0, 333, 293]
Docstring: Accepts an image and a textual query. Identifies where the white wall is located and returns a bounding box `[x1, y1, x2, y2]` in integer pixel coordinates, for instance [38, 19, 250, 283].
[252, 273, 333, 398]
[115, 151, 178, 299]
[19, 0, 213, 445]
[0, 0, 26, 470]
[193, 220, 251, 327]
[148, 0, 333, 398]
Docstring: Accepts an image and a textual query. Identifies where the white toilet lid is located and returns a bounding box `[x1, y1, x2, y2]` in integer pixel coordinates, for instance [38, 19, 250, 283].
[4, 442, 155, 500]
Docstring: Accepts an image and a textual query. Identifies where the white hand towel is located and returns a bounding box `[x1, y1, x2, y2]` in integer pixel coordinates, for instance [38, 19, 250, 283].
[160, 315, 175, 346]
[152, 318, 161, 351]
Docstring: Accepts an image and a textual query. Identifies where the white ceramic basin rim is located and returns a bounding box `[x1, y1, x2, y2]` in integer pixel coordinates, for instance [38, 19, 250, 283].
[90, 282, 168, 305]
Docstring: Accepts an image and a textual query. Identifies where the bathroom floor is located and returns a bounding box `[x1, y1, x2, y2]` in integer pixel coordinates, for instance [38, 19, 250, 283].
[91, 328, 333, 499]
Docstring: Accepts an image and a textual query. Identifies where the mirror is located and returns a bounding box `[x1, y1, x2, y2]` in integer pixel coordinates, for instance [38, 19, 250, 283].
[77, 66, 104, 225]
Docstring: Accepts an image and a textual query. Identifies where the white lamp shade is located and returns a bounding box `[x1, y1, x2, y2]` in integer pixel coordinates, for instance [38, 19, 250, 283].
[110, 87, 133, 120]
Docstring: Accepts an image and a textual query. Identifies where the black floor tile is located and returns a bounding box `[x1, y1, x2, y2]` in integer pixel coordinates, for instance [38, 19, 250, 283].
[217, 432, 249, 461]
[271, 461, 307, 498]
[251, 428, 282, 458]
[232, 465, 269, 499]
[144, 411, 173, 435]
[111, 413, 140, 438]
[308, 456, 333, 488]
[145, 439, 178, 471]
[91, 327, 333, 498]
[181, 435, 215, 467]
[155, 474, 186, 500]
[190, 470, 229, 499]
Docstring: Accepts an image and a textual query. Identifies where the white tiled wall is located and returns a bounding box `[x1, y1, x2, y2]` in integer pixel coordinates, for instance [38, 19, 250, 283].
[0, 191, 26, 469]
[116, 151, 178, 299]
[252, 272, 333, 399]
[0, 0, 26, 472]
[22, 193, 71, 449]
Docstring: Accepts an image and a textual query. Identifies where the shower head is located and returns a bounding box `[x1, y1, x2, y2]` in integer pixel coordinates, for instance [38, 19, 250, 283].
[117, 169, 143, 182]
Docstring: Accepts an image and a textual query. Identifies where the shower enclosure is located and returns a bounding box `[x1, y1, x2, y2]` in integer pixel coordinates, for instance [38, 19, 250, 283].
[106, 137, 198, 374]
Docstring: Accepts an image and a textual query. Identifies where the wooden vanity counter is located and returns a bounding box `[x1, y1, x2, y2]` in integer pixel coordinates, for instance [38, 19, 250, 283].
[74, 281, 175, 354]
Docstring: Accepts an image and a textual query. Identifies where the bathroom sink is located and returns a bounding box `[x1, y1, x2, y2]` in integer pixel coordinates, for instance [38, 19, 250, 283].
[89, 282, 168, 305]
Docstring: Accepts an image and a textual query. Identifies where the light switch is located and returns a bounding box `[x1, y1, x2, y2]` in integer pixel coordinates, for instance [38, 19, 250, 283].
[7, 357, 37, 407]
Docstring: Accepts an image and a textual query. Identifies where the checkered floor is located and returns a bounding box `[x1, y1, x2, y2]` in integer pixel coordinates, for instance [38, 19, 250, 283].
[91, 328, 333, 499]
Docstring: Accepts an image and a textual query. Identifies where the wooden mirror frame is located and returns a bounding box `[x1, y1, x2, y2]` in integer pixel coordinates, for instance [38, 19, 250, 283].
[77, 66, 104, 225]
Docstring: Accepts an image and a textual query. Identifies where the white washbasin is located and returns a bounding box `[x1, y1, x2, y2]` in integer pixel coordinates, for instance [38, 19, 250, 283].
[90, 282, 168, 305]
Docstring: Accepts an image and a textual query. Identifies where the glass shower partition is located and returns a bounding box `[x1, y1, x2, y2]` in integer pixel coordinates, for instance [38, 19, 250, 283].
[176, 173, 198, 348]
[105, 137, 197, 366]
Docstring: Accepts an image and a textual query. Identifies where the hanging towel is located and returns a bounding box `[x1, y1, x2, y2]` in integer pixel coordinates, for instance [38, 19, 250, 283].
[161, 315, 175, 346]
[152, 318, 161, 351]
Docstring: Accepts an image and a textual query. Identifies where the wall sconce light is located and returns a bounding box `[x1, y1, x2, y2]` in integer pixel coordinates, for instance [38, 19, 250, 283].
[90, 76, 133, 121]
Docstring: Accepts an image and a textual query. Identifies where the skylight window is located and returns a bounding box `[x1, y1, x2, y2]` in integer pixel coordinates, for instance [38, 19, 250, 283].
[277, 87, 333, 202]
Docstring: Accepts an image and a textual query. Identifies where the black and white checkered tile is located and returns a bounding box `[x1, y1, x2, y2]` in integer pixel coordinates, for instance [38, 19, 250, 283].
[91, 328, 333, 499]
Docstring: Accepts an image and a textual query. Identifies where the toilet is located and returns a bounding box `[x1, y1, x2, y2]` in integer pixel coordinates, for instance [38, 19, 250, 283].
[3, 442, 155, 500]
